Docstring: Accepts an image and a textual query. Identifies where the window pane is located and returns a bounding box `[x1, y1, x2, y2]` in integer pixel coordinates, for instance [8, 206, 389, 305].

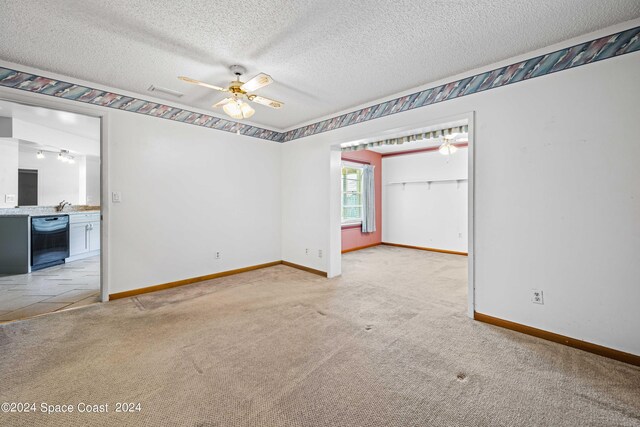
[341, 164, 364, 222]
[343, 193, 361, 206]
[342, 207, 362, 221]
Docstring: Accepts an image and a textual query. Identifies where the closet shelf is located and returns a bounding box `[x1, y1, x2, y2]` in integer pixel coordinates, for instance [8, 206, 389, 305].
[387, 178, 468, 185]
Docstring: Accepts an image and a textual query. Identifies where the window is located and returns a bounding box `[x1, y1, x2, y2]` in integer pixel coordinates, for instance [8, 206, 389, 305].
[341, 163, 363, 224]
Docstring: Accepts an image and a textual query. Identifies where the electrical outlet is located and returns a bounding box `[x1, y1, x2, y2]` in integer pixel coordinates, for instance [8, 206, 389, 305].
[531, 289, 544, 304]
[5, 194, 16, 204]
[318, 249, 323, 258]
[215, 251, 221, 260]
[305, 248, 309, 255]
[111, 192, 122, 203]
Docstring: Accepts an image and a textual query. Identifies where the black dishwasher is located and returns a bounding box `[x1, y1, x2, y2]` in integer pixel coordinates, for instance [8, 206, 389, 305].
[31, 215, 69, 271]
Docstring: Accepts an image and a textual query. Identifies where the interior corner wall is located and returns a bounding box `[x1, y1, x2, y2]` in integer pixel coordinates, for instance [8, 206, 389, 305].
[280, 29, 640, 355]
[107, 111, 282, 294]
[382, 148, 468, 253]
[341, 150, 382, 251]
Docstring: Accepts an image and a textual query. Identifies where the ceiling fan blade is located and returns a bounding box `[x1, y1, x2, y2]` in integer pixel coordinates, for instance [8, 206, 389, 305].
[248, 95, 284, 109]
[240, 73, 273, 92]
[178, 76, 227, 92]
[212, 97, 234, 108]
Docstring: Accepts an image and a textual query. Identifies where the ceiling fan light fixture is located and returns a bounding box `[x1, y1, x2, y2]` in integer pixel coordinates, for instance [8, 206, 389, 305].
[222, 101, 242, 119]
[438, 140, 458, 156]
[223, 99, 254, 120]
[180, 66, 281, 120]
[239, 101, 255, 119]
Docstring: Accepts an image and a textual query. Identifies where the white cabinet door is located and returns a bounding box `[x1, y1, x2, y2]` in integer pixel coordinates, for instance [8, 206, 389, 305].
[69, 223, 89, 257]
[89, 221, 100, 252]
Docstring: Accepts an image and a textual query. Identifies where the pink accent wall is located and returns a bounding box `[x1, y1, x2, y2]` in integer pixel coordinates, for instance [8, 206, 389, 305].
[341, 150, 382, 252]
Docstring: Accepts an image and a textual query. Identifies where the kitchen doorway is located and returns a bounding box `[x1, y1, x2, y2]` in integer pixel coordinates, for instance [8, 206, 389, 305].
[0, 98, 103, 322]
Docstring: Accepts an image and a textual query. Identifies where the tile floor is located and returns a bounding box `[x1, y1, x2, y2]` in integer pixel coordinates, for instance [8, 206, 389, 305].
[0, 256, 100, 322]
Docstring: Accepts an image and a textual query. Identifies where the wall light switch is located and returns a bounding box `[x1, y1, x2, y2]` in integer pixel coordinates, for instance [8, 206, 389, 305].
[111, 192, 122, 203]
[5, 194, 16, 204]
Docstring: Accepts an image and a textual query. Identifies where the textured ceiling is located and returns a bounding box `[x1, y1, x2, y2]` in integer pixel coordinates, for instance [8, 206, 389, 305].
[0, 1, 639, 130]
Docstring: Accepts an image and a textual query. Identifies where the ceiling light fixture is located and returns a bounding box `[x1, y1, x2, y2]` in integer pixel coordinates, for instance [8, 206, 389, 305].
[438, 139, 458, 156]
[36, 150, 45, 159]
[178, 65, 283, 122]
[57, 150, 75, 163]
[222, 98, 255, 120]
[341, 125, 469, 152]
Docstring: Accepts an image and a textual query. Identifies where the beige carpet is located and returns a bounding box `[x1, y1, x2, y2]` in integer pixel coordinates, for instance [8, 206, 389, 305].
[0, 246, 638, 426]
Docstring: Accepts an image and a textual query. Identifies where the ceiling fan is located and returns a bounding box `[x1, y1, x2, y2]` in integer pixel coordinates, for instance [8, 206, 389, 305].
[178, 65, 284, 120]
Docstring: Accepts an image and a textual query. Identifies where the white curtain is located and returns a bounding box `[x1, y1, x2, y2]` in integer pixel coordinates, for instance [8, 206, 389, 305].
[361, 165, 376, 233]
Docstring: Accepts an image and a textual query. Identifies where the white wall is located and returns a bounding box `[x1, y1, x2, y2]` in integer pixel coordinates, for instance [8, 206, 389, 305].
[281, 21, 640, 355]
[85, 156, 100, 205]
[281, 139, 332, 273]
[382, 148, 468, 252]
[0, 138, 18, 208]
[107, 111, 282, 293]
[18, 145, 81, 205]
[12, 119, 99, 156]
[78, 155, 87, 205]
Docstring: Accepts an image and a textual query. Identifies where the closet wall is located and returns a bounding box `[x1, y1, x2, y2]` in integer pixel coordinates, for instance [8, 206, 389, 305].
[382, 147, 468, 253]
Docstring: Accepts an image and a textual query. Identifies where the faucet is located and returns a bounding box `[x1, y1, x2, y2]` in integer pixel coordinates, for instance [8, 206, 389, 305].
[56, 200, 71, 212]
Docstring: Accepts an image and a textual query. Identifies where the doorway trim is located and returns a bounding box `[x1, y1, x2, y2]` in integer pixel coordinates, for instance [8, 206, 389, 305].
[0, 90, 110, 302]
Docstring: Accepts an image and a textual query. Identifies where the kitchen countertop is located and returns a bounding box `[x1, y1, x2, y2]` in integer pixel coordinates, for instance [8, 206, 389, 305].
[0, 208, 101, 218]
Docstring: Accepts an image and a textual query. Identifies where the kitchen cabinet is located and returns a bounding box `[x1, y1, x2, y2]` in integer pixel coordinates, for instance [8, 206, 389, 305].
[89, 221, 100, 252]
[69, 223, 90, 257]
[67, 213, 100, 261]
